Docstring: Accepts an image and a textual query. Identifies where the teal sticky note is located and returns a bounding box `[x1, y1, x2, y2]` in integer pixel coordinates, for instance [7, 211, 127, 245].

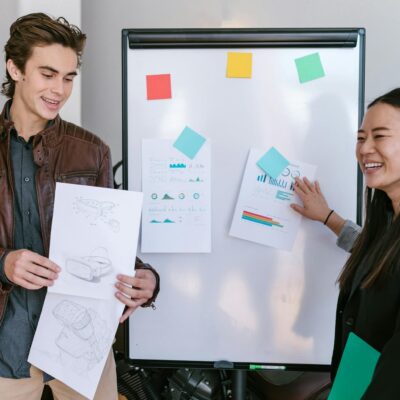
[295, 52, 325, 83]
[328, 333, 380, 400]
[257, 147, 289, 179]
[173, 127, 206, 159]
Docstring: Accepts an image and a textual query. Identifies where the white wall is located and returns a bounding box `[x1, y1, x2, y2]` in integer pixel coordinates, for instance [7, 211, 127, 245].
[0, 0, 19, 111]
[0, 0, 81, 124]
[81, 0, 400, 165]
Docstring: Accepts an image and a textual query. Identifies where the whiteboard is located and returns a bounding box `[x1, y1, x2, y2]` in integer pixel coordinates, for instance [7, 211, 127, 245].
[122, 29, 364, 368]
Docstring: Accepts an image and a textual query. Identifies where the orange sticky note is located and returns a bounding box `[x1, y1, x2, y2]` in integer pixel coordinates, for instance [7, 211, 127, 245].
[226, 52, 252, 78]
[146, 74, 172, 100]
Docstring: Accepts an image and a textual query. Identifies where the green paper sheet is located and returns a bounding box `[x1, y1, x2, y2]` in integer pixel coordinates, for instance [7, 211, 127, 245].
[328, 332, 380, 400]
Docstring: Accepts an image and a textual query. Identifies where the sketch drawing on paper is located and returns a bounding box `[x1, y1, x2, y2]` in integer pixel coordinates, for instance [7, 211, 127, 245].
[66, 247, 113, 282]
[72, 197, 120, 232]
[52, 300, 111, 371]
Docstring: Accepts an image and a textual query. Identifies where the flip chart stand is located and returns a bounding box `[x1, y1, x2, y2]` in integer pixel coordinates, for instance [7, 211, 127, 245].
[232, 370, 247, 400]
[214, 360, 246, 399]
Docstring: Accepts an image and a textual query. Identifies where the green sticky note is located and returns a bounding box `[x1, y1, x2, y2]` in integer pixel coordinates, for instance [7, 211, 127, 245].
[328, 333, 380, 400]
[257, 147, 289, 179]
[295, 52, 325, 83]
[173, 126, 206, 159]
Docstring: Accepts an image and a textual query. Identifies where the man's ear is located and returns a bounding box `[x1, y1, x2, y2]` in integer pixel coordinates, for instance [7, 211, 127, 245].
[6, 59, 23, 82]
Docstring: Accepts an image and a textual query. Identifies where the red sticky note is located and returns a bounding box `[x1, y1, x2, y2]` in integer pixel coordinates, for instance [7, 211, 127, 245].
[146, 74, 172, 100]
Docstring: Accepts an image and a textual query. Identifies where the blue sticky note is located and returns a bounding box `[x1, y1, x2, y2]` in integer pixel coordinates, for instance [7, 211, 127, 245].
[328, 333, 380, 400]
[257, 147, 289, 179]
[173, 127, 206, 159]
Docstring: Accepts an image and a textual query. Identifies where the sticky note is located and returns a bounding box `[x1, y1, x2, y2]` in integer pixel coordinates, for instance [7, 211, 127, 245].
[173, 127, 206, 159]
[295, 53, 325, 83]
[226, 52, 253, 78]
[257, 147, 289, 179]
[328, 333, 380, 400]
[146, 74, 172, 100]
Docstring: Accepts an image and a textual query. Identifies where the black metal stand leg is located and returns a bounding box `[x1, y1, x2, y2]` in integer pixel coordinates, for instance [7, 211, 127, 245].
[232, 369, 247, 400]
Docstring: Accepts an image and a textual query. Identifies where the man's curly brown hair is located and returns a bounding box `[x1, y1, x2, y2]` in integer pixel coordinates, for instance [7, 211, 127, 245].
[2, 12, 86, 98]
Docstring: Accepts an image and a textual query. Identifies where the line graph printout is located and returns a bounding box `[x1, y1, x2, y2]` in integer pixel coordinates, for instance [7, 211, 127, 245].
[229, 148, 316, 251]
[141, 139, 211, 253]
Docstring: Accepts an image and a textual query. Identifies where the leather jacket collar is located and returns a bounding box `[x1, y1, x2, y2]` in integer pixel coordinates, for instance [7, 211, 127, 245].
[0, 100, 62, 148]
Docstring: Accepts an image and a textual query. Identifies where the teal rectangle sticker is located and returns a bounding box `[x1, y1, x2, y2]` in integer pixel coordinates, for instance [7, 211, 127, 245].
[173, 126, 206, 159]
[256, 147, 289, 179]
[295, 52, 325, 84]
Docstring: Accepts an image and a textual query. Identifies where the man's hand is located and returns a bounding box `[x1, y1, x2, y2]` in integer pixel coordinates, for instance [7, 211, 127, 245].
[4, 249, 60, 289]
[115, 268, 157, 323]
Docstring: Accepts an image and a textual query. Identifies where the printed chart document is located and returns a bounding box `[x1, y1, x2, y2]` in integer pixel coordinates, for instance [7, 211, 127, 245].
[48, 183, 143, 299]
[229, 148, 316, 251]
[141, 139, 211, 253]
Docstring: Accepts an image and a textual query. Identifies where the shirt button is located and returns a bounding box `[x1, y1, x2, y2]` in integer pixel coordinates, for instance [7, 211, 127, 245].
[345, 317, 354, 327]
[24, 177, 30, 182]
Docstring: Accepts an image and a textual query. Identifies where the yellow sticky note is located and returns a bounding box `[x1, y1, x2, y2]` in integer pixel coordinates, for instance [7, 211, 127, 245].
[226, 52, 252, 78]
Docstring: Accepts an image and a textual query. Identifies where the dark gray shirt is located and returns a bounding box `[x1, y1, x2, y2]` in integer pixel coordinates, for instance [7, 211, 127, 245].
[0, 112, 49, 379]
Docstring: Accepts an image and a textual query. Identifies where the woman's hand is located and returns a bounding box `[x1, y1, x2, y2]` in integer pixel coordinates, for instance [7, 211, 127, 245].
[290, 177, 331, 222]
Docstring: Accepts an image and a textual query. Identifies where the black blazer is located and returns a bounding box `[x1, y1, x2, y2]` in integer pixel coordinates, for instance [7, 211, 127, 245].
[331, 262, 400, 399]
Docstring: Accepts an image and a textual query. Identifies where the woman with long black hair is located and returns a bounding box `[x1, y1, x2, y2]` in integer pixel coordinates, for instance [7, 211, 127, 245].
[292, 88, 400, 398]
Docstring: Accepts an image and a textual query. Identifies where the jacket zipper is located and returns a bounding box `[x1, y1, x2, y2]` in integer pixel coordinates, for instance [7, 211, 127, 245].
[58, 171, 98, 181]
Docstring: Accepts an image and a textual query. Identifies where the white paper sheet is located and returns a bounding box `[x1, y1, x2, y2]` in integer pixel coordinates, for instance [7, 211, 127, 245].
[141, 139, 211, 253]
[29, 292, 122, 400]
[229, 148, 316, 251]
[48, 183, 143, 299]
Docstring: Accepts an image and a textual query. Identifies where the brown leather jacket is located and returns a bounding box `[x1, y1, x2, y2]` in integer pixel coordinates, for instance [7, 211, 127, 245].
[0, 104, 159, 324]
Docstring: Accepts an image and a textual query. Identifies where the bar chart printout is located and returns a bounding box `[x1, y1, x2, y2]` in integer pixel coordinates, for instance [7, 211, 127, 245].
[229, 148, 316, 251]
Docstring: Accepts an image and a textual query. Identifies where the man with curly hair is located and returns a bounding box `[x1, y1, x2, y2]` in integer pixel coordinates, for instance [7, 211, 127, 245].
[0, 13, 160, 399]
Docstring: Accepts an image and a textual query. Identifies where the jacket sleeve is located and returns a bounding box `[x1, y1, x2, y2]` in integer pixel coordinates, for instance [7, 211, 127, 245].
[96, 145, 114, 189]
[0, 249, 14, 292]
[362, 307, 400, 398]
[0, 250, 13, 327]
[336, 220, 362, 252]
[135, 257, 160, 308]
